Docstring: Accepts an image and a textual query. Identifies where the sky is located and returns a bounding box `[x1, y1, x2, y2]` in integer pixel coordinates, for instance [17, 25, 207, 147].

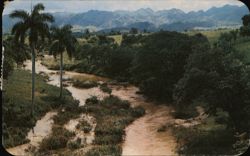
[3, 0, 245, 15]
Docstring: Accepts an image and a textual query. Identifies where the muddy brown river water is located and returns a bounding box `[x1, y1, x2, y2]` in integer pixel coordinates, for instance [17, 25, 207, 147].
[6, 56, 178, 155]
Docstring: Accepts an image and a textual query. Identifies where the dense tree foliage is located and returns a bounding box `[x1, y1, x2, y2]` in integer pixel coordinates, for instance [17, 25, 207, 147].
[174, 38, 250, 131]
[71, 30, 250, 132]
[3, 36, 30, 78]
[240, 14, 250, 36]
[132, 32, 208, 101]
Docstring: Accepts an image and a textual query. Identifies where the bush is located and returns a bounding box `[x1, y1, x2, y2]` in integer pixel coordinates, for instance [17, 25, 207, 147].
[86, 96, 99, 105]
[39, 127, 75, 151]
[131, 106, 146, 118]
[85, 145, 122, 156]
[72, 79, 98, 89]
[76, 119, 92, 133]
[99, 83, 112, 94]
[174, 122, 236, 155]
[67, 138, 81, 150]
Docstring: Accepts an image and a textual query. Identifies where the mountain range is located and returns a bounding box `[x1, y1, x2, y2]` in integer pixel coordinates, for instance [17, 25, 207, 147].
[2, 5, 249, 33]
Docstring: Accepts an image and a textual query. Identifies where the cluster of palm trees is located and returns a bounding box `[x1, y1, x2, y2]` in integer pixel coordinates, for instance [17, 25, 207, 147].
[10, 3, 77, 117]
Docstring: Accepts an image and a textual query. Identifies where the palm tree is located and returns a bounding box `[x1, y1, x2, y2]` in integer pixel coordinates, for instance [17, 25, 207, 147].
[10, 3, 54, 117]
[49, 25, 76, 98]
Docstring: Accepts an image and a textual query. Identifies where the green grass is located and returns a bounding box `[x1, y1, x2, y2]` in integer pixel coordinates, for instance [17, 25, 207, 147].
[3, 69, 77, 148]
[84, 95, 145, 155]
[186, 29, 233, 44]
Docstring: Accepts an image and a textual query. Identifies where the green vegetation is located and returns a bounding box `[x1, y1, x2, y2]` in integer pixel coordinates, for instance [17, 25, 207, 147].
[67, 138, 82, 150]
[4, 3, 250, 155]
[3, 36, 30, 79]
[41, 52, 79, 70]
[234, 38, 250, 63]
[72, 79, 98, 89]
[173, 115, 236, 155]
[85, 145, 121, 156]
[99, 83, 112, 94]
[84, 96, 145, 155]
[240, 14, 250, 37]
[2, 69, 77, 148]
[185, 28, 232, 43]
[39, 127, 75, 151]
[76, 119, 92, 133]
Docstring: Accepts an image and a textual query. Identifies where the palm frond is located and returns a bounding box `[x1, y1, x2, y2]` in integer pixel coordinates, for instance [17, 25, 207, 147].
[32, 3, 45, 13]
[9, 10, 29, 20]
[37, 13, 54, 23]
[11, 21, 25, 35]
[50, 40, 64, 58]
[11, 21, 28, 44]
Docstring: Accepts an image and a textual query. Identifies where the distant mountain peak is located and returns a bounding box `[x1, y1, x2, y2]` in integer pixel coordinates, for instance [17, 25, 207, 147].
[3, 5, 248, 33]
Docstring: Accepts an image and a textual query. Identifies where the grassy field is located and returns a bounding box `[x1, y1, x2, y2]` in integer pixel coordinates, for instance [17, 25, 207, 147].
[185, 28, 233, 43]
[3, 69, 78, 148]
[108, 35, 123, 45]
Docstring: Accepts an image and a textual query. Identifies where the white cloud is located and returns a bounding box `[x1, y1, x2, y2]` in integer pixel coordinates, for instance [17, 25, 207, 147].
[3, 0, 245, 15]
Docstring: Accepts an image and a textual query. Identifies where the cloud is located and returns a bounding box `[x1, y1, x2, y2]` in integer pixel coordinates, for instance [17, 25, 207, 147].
[3, 0, 245, 14]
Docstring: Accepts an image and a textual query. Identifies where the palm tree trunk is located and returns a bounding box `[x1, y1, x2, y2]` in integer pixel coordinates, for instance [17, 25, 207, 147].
[31, 47, 35, 117]
[60, 52, 63, 99]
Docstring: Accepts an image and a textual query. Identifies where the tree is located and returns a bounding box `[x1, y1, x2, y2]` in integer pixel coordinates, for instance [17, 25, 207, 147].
[50, 25, 76, 98]
[10, 3, 54, 117]
[240, 14, 250, 36]
[84, 28, 90, 39]
[130, 27, 138, 34]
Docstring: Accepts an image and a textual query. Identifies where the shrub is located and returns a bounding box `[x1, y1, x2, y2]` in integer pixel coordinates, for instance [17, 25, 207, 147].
[39, 127, 75, 151]
[72, 79, 98, 89]
[76, 119, 92, 133]
[67, 138, 81, 150]
[99, 83, 112, 94]
[86, 96, 99, 105]
[131, 106, 146, 118]
[85, 145, 122, 156]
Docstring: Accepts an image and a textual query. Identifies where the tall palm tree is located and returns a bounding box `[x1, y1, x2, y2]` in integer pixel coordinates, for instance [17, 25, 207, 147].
[49, 25, 76, 98]
[10, 3, 54, 117]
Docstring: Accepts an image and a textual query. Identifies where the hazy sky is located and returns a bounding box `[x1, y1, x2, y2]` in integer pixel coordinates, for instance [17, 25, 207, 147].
[3, 0, 245, 15]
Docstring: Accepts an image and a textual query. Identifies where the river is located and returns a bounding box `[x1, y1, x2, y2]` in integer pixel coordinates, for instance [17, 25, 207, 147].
[6, 56, 178, 155]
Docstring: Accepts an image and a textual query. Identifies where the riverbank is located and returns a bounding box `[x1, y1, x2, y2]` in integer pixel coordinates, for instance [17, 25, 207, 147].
[3, 69, 78, 154]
